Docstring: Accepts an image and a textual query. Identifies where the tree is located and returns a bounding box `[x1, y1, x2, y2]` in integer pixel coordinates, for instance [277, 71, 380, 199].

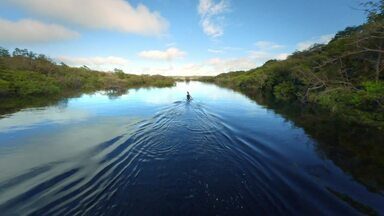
[12, 48, 29, 57]
[353, 20, 384, 82]
[364, 0, 384, 22]
[333, 26, 363, 40]
[114, 68, 126, 79]
[81, 65, 91, 70]
[0, 47, 10, 57]
[60, 62, 69, 67]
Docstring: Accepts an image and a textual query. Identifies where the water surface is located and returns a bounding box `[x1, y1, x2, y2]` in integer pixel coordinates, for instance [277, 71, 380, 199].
[0, 81, 383, 215]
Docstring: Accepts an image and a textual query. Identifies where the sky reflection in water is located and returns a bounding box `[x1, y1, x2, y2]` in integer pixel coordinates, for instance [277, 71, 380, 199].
[0, 82, 383, 215]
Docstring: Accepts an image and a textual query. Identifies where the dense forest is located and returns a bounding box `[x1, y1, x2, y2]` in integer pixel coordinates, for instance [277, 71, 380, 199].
[201, 1, 384, 130]
[0, 48, 175, 97]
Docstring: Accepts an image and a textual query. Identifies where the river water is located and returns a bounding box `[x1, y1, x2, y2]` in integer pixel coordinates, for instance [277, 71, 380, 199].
[0, 81, 383, 215]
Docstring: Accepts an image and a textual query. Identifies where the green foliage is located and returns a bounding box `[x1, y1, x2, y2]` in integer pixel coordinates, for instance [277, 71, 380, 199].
[198, 76, 215, 82]
[0, 79, 10, 95]
[273, 81, 297, 101]
[333, 26, 363, 40]
[316, 89, 354, 112]
[357, 81, 384, 111]
[0, 69, 60, 96]
[363, 81, 384, 94]
[114, 68, 126, 79]
[0, 47, 175, 98]
[242, 88, 384, 191]
[0, 47, 10, 57]
[207, 7, 384, 129]
[364, 0, 384, 22]
[316, 82, 384, 113]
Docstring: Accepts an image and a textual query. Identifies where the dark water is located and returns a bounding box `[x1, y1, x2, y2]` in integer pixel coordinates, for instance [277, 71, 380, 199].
[0, 81, 383, 215]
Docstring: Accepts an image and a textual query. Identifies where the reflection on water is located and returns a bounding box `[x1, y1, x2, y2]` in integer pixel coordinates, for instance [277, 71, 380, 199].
[0, 82, 383, 215]
[239, 91, 384, 193]
[0, 107, 89, 132]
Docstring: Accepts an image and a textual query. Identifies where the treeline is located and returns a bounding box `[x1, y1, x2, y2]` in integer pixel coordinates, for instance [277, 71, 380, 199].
[202, 2, 384, 129]
[0, 48, 175, 97]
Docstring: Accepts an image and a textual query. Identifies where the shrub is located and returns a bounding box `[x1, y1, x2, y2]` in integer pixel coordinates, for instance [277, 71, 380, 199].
[273, 81, 297, 101]
[0, 79, 10, 95]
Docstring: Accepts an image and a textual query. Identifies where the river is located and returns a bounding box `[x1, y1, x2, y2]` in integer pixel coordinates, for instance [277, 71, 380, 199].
[0, 81, 383, 215]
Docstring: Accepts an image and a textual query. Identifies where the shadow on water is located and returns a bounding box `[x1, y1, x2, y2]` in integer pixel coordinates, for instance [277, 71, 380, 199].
[1, 97, 380, 215]
[237, 90, 384, 193]
[227, 88, 384, 215]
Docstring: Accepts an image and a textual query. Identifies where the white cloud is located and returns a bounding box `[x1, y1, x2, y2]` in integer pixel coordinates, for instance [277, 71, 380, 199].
[56, 56, 129, 71]
[0, 18, 79, 43]
[275, 53, 289, 60]
[138, 48, 186, 61]
[245, 41, 288, 67]
[144, 52, 286, 76]
[208, 57, 258, 72]
[249, 51, 288, 61]
[8, 0, 168, 35]
[254, 41, 284, 50]
[297, 34, 334, 51]
[166, 42, 177, 47]
[198, 0, 228, 15]
[133, 48, 289, 76]
[208, 49, 224, 54]
[248, 51, 270, 60]
[201, 19, 223, 37]
[136, 64, 208, 76]
[207, 51, 288, 74]
[223, 46, 243, 51]
[56, 46, 288, 76]
[53, 49, 289, 76]
[198, 0, 229, 38]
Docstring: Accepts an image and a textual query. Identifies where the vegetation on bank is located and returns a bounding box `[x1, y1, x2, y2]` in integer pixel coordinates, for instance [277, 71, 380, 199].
[0, 48, 175, 97]
[241, 91, 384, 193]
[201, 2, 384, 129]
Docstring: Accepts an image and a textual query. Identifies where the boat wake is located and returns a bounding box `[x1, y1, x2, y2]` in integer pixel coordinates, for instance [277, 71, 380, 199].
[0, 101, 357, 215]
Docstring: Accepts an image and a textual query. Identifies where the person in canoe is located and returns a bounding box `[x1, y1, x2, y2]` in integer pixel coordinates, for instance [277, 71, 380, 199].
[187, 91, 192, 101]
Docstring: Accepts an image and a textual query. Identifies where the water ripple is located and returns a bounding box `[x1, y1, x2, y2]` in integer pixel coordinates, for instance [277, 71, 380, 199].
[0, 100, 368, 215]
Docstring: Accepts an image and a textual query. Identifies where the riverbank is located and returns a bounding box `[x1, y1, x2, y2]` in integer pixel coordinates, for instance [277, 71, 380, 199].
[199, 13, 384, 130]
[0, 48, 175, 97]
[230, 89, 384, 193]
[0, 48, 175, 115]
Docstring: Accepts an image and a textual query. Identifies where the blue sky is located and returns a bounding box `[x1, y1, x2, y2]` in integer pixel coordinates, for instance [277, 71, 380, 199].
[0, 0, 368, 75]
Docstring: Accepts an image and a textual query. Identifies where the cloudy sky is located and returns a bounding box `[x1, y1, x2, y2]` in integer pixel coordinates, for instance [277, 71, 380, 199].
[0, 0, 367, 76]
